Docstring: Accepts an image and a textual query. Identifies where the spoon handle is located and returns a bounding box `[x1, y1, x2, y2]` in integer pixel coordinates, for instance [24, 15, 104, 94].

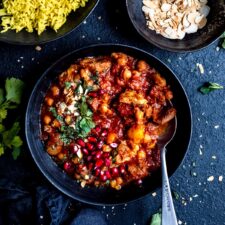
[161, 147, 178, 225]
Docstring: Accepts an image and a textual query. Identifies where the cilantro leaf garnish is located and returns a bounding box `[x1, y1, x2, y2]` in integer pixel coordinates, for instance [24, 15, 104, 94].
[5, 78, 25, 104]
[76, 96, 95, 138]
[150, 212, 161, 225]
[0, 78, 24, 159]
[65, 82, 71, 89]
[199, 82, 223, 94]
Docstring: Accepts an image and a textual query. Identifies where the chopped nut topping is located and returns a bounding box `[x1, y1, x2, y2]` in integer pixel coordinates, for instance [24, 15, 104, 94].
[142, 0, 210, 39]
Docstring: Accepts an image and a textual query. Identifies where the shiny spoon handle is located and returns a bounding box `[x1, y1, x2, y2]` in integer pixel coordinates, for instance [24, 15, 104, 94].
[161, 147, 178, 225]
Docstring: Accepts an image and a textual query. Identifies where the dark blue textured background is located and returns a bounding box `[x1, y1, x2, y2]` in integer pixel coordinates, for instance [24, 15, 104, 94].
[1, 0, 225, 225]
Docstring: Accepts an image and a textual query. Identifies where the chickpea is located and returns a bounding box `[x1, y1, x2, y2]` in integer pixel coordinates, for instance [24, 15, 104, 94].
[65, 115, 72, 124]
[137, 60, 149, 72]
[153, 73, 166, 87]
[58, 153, 65, 160]
[107, 132, 117, 144]
[72, 157, 80, 164]
[122, 68, 132, 80]
[52, 119, 61, 128]
[47, 145, 62, 155]
[100, 103, 108, 114]
[117, 55, 128, 66]
[43, 115, 51, 125]
[116, 177, 123, 185]
[137, 150, 146, 160]
[45, 97, 54, 106]
[110, 180, 117, 189]
[166, 90, 173, 100]
[51, 86, 60, 96]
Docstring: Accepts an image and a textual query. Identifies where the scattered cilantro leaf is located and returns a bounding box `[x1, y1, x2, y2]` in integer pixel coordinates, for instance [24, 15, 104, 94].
[12, 147, 21, 160]
[2, 122, 20, 148]
[80, 97, 89, 116]
[0, 108, 7, 122]
[0, 88, 4, 105]
[0, 124, 5, 132]
[5, 78, 25, 104]
[49, 107, 63, 122]
[199, 82, 223, 94]
[11, 136, 23, 148]
[76, 96, 95, 138]
[65, 82, 71, 89]
[0, 78, 24, 159]
[0, 144, 4, 156]
[150, 212, 161, 225]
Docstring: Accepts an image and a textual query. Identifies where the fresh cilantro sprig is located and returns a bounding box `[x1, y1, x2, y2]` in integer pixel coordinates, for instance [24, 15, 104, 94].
[0, 78, 25, 159]
[199, 82, 223, 95]
[76, 96, 95, 138]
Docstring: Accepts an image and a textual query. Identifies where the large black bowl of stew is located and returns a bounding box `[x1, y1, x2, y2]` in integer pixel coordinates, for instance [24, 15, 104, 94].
[25, 44, 192, 205]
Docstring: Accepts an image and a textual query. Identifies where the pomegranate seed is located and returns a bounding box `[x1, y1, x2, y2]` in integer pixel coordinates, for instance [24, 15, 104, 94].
[77, 138, 85, 147]
[88, 136, 97, 143]
[95, 159, 104, 168]
[120, 166, 126, 174]
[82, 148, 89, 155]
[95, 126, 101, 133]
[101, 129, 108, 137]
[95, 151, 102, 159]
[111, 167, 119, 177]
[91, 151, 97, 156]
[110, 143, 118, 148]
[87, 143, 94, 151]
[100, 174, 107, 182]
[97, 141, 104, 149]
[103, 152, 110, 158]
[88, 91, 98, 98]
[98, 89, 104, 95]
[105, 158, 111, 167]
[95, 168, 100, 176]
[88, 163, 94, 170]
[87, 156, 92, 161]
[105, 171, 111, 179]
[100, 170, 105, 176]
[63, 162, 74, 173]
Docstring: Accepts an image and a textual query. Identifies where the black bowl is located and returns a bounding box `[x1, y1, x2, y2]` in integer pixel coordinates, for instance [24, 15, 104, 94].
[0, 0, 99, 45]
[126, 0, 225, 52]
[25, 44, 192, 205]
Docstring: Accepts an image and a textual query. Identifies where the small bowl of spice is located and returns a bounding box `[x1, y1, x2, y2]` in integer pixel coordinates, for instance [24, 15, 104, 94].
[0, 0, 99, 45]
[126, 0, 225, 52]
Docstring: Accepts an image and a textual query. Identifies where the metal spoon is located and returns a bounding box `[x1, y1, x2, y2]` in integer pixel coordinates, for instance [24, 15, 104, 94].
[158, 116, 178, 225]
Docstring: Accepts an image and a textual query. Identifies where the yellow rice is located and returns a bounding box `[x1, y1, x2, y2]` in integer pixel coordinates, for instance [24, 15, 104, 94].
[0, 0, 88, 35]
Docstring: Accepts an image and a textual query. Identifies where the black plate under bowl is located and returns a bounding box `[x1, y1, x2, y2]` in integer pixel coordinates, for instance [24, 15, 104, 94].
[126, 0, 225, 52]
[25, 44, 192, 205]
[0, 0, 99, 45]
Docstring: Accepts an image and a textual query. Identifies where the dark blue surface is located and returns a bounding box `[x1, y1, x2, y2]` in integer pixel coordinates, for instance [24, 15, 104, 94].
[1, 0, 225, 224]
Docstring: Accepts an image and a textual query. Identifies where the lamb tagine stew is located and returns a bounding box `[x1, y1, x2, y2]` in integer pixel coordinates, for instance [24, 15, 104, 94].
[41, 52, 176, 190]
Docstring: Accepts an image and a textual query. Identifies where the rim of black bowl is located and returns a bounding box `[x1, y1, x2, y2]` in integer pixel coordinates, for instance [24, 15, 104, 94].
[25, 44, 192, 205]
[126, 0, 225, 53]
[0, 0, 99, 45]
